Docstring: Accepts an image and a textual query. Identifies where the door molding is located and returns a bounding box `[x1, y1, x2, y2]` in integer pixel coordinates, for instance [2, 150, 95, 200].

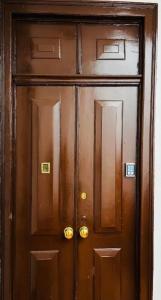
[0, 1, 157, 300]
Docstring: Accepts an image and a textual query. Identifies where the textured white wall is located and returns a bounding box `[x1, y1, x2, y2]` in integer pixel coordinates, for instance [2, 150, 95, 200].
[111, 1, 160, 299]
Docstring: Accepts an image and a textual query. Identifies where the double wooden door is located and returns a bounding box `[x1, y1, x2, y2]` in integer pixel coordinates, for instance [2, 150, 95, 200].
[14, 19, 139, 300]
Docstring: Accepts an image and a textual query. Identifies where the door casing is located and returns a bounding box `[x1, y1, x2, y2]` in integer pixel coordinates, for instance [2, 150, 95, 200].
[0, 1, 157, 300]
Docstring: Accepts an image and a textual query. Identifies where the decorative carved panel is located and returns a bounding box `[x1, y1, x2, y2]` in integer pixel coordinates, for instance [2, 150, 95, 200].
[30, 250, 59, 300]
[31, 37, 61, 59]
[94, 100, 122, 232]
[15, 22, 76, 74]
[94, 248, 121, 300]
[81, 24, 139, 74]
[31, 98, 61, 234]
[96, 39, 125, 60]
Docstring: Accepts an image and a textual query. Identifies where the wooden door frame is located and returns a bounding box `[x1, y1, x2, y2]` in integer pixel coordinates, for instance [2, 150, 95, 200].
[0, 1, 157, 300]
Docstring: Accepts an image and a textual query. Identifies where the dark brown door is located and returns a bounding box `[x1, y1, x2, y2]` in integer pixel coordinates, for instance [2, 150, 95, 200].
[14, 85, 138, 300]
[14, 19, 140, 300]
[77, 86, 137, 300]
[15, 86, 75, 300]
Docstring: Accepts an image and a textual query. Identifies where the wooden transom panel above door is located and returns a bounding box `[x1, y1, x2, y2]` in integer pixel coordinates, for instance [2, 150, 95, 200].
[14, 21, 140, 75]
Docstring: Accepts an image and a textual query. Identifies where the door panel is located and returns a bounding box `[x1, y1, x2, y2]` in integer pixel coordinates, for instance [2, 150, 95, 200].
[15, 22, 77, 74]
[15, 21, 140, 76]
[30, 250, 59, 300]
[80, 24, 140, 75]
[95, 100, 122, 232]
[14, 86, 75, 300]
[31, 97, 61, 234]
[94, 248, 121, 300]
[77, 87, 137, 300]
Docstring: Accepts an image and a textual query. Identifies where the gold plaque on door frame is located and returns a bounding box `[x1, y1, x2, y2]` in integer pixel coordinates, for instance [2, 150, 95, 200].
[41, 162, 51, 174]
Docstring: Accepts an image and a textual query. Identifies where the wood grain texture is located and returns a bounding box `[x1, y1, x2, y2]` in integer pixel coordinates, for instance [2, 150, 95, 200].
[1, 3, 157, 300]
[81, 24, 139, 75]
[30, 250, 60, 300]
[14, 75, 142, 86]
[0, 1, 3, 299]
[96, 39, 125, 60]
[15, 20, 139, 76]
[94, 100, 122, 231]
[31, 98, 61, 234]
[78, 86, 137, 300]
[31, 37, 61, 59]
[94, 248, 121, 300]
[15, 22, 77, 75]
[14, 86, 75, 300]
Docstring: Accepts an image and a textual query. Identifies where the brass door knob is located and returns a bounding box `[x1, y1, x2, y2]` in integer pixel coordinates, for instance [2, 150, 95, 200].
[64, 227, 74, 240]
[79, 226, 89, 239]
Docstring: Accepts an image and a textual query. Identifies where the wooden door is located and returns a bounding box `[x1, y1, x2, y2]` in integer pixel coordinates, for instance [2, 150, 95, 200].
[77, 86, 138, 300]
[3, 5, 156, 300]
[15, 84, 138, 300]
[15, 86, 75, 300]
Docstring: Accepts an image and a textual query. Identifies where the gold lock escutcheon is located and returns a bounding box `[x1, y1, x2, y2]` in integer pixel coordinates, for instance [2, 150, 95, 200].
[64, 227, 74, 240]
[79, 226, 89, 239]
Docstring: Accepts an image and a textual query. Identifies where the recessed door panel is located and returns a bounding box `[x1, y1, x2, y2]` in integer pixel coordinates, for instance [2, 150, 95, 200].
[15, 22, 77, 75]
[94, 248, 121, 300]
[31, 98, 61, 234]
[30, 250, 60, 300]
[94, 100, 122, 232]
[81, 24, 140, 75]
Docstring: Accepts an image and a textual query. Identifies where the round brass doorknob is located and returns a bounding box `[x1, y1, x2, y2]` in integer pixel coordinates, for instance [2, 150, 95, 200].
[79, 226, 89, 239]
[64, 227, 74, 240]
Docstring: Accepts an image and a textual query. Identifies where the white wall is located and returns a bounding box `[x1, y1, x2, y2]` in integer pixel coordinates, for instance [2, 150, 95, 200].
[112, 1, 161, 299]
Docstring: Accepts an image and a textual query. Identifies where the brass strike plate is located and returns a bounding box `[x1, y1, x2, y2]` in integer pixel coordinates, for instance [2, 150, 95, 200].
[41, 162, 51, 174]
